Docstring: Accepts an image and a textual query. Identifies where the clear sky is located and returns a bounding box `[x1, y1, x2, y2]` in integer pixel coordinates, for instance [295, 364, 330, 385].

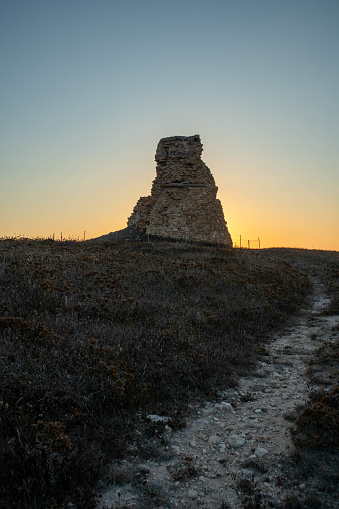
[1, 0, 338, 249]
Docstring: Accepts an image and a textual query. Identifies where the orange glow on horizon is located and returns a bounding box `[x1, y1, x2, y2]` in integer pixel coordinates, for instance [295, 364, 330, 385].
[2, 208, 338, 252]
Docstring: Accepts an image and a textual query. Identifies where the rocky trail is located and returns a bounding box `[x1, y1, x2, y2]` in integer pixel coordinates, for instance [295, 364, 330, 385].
[99, 280, 339, 508]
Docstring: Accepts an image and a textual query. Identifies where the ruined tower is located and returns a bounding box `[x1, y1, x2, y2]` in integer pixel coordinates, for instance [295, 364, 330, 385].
[128, 135, 232, 246]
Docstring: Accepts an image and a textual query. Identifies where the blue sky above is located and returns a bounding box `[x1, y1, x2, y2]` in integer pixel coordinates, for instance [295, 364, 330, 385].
[1, 0, 338, 248]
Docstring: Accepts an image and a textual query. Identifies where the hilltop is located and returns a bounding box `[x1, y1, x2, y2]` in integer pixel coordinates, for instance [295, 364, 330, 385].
[0, 238, 338, 508]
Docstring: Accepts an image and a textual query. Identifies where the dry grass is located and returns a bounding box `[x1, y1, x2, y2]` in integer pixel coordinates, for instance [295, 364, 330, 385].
[0, 238, 313, 508]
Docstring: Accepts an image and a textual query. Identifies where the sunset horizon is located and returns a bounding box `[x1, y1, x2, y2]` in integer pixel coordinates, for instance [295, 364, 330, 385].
[1, 1, 338, 251]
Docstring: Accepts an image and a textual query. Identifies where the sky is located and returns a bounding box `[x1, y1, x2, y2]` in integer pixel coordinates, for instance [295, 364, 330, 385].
[1, 0, 338, 250]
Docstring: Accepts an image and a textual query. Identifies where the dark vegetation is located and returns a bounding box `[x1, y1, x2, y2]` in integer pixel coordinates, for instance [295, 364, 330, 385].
[0, 238, 336, 508]
[292, 386, 339, 449]
[282, 382, 339, 509]
[263, 248, 339, 509]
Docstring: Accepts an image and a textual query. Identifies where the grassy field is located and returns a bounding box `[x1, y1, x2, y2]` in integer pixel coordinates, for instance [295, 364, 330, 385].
[0, 238, 337, 508]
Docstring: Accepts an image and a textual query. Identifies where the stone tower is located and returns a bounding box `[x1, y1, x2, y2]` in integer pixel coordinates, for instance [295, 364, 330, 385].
[128, 135, 232, 246]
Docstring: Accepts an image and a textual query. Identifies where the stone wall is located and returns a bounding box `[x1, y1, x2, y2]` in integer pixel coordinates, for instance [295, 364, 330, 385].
[128, 135, 232, 246]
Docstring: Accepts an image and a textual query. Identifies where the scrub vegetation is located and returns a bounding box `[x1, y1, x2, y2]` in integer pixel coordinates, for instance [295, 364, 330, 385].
[264, 248, 339, 509]
[1, 238, 337, 508]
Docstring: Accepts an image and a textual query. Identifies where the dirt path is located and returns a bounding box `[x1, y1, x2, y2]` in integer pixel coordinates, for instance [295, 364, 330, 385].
[98, 280, 339, 508]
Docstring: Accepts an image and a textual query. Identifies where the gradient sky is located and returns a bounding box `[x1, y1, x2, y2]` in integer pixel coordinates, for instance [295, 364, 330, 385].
[1, 0, 338, 249]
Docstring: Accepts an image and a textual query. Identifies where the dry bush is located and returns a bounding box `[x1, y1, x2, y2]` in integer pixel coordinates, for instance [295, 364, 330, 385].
[291, 386, 339, 449]
[0, 238, 311, 508]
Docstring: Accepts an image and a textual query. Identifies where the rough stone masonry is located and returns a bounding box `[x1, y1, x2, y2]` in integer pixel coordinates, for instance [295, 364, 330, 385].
[128, 135, 233, 246]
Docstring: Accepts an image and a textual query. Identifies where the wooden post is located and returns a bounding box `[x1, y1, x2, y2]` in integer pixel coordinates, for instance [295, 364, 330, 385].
[248, 240, 250, 249]
[61, 232, 62, 242]
[258, 237, 260, 249]
[53, 233, 54, 241]
[84, 231, 85, 241]
[240, 235, 241, 248]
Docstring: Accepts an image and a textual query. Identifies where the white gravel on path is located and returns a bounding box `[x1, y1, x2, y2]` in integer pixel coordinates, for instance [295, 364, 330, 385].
[98, 281, 339, 508]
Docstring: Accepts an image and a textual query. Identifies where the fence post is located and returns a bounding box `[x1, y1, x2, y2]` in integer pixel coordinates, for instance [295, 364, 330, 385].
[61, 232, 62, 242]
[84, 231, 86, 241]
[240, 235, 241, 248]
[258, 237, 260, 249]
[248, 240, 250, 249]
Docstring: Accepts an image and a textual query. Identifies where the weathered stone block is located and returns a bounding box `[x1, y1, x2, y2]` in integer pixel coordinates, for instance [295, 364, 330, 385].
[128, 135, 232, 246]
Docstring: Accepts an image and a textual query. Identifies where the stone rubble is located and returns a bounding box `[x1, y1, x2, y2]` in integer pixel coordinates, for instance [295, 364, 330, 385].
[128, 135, 232, 246]
[98, 281, 338, 508]
[146, 415, 172, 423]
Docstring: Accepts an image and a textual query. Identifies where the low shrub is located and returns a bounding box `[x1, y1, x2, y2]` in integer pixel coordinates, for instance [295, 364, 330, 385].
[0, 239, 311, 507]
